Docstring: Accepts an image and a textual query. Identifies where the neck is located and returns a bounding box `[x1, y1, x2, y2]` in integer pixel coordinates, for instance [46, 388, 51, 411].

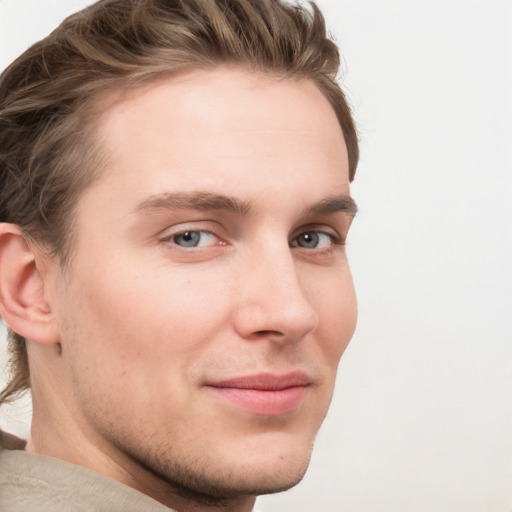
[28, 391, 256, 512]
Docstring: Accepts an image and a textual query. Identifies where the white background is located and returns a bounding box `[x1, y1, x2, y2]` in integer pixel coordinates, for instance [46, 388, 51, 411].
[1, 1, 511, 511]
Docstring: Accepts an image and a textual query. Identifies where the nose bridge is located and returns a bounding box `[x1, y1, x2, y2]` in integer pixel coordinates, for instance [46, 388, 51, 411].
[233, 233, 319, 341]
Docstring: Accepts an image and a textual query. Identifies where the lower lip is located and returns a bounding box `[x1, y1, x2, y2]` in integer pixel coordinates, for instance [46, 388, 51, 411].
[207, 386, 308, 416]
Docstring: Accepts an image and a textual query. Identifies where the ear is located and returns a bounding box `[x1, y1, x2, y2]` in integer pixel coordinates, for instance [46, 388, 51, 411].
[0, 223, 60, 345]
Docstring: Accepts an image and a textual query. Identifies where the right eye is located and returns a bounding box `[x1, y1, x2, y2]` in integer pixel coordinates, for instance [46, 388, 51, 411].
[170, 230, 218, 248]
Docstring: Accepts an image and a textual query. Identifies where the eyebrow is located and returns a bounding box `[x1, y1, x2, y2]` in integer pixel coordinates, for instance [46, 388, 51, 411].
[134, 191, 357, 218]
[302, 195, 358, 218]
[135, 191, 252, 215]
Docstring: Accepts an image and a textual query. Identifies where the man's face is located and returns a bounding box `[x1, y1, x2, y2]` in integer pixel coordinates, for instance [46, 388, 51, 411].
[48, 68, 357, 500]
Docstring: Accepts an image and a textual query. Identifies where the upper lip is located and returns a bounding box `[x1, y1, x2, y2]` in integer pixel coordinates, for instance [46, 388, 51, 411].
[205, 371, 312, 391]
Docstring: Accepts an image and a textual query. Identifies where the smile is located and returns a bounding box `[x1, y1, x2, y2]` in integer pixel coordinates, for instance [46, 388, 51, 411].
[204, 372, 311, 416]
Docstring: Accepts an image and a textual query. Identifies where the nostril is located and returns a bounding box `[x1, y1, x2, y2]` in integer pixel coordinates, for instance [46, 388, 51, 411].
[253, 329, 283, 337]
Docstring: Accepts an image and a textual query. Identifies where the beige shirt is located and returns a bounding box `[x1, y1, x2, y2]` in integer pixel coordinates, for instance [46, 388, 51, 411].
[0, 431, 176, 512]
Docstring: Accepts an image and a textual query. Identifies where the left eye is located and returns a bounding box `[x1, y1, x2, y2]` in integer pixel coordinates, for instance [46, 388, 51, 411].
[172, 230, 218, 248]
[291, 231, 334, 249]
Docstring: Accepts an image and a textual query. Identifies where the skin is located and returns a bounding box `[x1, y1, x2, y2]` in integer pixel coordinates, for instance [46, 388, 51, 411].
[22, 68, 357, 512]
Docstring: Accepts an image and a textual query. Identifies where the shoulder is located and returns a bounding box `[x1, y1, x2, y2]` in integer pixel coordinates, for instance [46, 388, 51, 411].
[0, 438, 177, 512]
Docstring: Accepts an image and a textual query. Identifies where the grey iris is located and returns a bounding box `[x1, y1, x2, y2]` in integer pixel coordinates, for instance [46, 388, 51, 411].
[174, 231, 201, 247]
[298, 232, 319, 248]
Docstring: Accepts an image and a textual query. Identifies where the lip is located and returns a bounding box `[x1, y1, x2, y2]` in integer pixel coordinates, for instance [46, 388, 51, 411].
[204, 372, 311, 416]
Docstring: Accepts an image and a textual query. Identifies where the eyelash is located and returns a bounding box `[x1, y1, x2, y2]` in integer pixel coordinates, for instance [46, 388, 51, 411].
[162, 227, 342, 252]
[168, 230, 224, 249]
[290, 230, 341, 250]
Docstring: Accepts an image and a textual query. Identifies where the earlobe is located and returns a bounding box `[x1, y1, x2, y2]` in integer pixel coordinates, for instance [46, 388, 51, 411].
[0, 223, 60, 345]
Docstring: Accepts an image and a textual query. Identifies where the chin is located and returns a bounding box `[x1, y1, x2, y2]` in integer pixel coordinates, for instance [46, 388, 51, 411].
[243, 467, 309, 496]
[164, 454, 311, 502]
[212, 429, 315, 492]
[130, 434, 314, 502]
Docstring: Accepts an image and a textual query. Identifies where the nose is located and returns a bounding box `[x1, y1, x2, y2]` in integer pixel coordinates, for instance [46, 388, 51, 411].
[232, 240, 319, 344]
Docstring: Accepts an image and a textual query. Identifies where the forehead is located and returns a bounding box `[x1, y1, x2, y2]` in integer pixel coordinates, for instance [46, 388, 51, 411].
[85, 68, 350, 213]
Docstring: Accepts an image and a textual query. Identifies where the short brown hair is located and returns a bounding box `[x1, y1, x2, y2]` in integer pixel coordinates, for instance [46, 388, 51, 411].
[0, 0, 359, 405]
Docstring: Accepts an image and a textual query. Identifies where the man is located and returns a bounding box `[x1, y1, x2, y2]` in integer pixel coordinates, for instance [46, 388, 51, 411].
[0, 0, 359, 510]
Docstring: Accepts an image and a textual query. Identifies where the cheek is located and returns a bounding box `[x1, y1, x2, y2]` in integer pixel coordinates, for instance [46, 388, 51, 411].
[56, 271, 213, 419]
[60, 258, 232, 370]
[313, 269, 357, 365]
